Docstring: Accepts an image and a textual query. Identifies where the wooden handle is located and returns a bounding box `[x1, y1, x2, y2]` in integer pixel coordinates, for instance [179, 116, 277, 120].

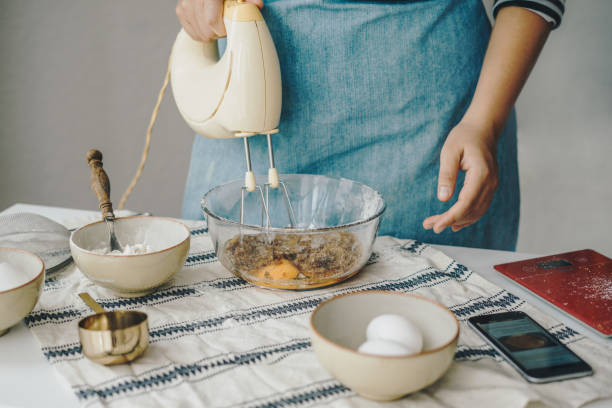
[86, 149, 115, 220]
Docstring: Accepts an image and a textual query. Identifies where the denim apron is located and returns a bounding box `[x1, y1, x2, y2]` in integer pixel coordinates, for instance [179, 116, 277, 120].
[182, 0, 520, 250]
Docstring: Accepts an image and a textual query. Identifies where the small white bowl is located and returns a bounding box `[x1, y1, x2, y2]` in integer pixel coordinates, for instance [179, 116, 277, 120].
[70, 216, 190, 297]
[310, 291, 459, 401]
[0, 248, 45, 336]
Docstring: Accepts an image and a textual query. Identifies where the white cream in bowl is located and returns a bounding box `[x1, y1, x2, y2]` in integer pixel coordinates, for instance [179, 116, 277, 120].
[0, 261, 36, 291]
[0, 248, 45, 336]
[91, 243, 154, 255]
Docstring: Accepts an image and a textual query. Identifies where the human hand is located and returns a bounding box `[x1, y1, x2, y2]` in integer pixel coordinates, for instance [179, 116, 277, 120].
[422, 120, 499, 233]
[176, 0, 264, 42]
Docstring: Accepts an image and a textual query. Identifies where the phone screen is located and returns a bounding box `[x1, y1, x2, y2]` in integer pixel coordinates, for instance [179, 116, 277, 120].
[469, 312, 592, 382]
[476, 316, 581, 369]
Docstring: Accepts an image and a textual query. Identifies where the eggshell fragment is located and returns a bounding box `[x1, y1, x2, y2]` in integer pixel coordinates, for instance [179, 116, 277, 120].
[366, 314, 423, 355]
[358, 339, 412, 356]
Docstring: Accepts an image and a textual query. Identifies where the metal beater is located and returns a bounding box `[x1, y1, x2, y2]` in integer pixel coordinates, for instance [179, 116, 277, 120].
[239, 131, 296, 230]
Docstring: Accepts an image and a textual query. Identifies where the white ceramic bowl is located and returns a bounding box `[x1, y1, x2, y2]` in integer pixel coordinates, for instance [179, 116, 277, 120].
[310, 291, 459, 401]
[0, 248, 45, 336]
[70, 216, 190, 297]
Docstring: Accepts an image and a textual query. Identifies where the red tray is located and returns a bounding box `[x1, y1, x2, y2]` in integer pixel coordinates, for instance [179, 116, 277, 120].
[494, 249, 612, 336]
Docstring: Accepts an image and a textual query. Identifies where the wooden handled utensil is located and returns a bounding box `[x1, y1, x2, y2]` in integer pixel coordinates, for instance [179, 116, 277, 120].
[86, 149, 123, 252]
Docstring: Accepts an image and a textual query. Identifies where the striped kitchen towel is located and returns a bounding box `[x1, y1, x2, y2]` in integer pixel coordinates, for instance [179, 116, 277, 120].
[26, 219, 612, 408]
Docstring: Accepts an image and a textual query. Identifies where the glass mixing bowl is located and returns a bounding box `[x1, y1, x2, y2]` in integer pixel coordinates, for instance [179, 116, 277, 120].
[202, 174, 386, 290]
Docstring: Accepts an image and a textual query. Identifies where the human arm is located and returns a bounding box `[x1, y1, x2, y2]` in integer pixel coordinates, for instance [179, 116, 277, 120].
[176, 0, 263, 42]
[423, 5, 554, 234]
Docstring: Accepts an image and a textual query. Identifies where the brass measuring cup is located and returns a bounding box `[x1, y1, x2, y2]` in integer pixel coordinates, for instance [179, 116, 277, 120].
[78, 293, 149, 365]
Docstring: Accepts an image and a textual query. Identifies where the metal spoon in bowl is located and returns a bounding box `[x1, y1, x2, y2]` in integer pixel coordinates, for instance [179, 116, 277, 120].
[86, 149, 123, 253]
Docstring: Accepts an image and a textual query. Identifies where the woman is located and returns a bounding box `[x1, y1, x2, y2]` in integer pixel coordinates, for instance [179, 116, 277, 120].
[178, 0, 564, 250]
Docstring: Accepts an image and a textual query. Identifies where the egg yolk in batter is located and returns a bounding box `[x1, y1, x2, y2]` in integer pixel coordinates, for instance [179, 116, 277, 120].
[254, 259, 300, 281]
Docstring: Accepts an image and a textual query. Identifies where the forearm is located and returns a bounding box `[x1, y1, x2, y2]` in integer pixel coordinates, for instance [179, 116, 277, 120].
[463, 6, 552, 137]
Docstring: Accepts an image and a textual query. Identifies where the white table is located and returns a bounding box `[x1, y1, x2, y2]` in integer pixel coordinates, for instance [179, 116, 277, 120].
[1, 203, 610, 408]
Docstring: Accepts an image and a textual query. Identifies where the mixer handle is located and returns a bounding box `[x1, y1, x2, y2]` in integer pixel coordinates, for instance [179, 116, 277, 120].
[86, 149, 115, 221]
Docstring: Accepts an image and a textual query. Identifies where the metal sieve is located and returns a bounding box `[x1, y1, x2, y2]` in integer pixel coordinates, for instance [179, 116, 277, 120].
[0, 213, 71, 272]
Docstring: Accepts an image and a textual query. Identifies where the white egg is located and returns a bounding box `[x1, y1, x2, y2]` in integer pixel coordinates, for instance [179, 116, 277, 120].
[366, 314, 423, 355]
[358, 339, 412, 356]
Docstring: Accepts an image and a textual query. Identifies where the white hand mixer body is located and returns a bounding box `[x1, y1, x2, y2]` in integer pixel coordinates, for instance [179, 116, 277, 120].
[170, 0, 295, 228]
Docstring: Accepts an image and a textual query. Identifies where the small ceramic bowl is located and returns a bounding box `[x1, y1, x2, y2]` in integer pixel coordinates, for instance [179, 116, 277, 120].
[70, 216, 190, 297]
[0, 248, 45, 336]
[310, 291, 459, 401]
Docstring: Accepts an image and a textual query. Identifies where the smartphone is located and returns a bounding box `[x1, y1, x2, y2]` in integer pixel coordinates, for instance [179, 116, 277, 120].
[468, 311, 593, 383]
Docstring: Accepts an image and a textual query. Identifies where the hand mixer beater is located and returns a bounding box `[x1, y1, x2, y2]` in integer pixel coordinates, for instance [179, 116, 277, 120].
[170, 0, 296, 229]
[239, 131, 297, 229]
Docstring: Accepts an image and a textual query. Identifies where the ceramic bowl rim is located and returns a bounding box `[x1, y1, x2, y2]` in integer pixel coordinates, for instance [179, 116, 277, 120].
[310, 290, 460, 359]
[0, 247, 45, 294]
[201, 174, 387, 233]
[70, 216, 190, 258]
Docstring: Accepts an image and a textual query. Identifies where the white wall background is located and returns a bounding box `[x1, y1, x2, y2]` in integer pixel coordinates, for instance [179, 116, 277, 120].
[514, 1, 612, 254]
[0, 1, 192, 220]
[1, 1, 610, 255]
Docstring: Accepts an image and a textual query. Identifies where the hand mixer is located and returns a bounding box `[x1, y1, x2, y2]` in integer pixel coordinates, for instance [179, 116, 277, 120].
[170, 0, 296, 229]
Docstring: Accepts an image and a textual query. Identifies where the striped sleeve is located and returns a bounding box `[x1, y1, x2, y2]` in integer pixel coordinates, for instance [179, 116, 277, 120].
[492, 0, 566, 29]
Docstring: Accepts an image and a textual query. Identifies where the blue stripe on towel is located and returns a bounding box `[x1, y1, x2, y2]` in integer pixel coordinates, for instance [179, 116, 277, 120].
[243, 382, 351, 408]
[450, 292, 523, 318]
[185, 250, 217, 266]
[73, 339, 312, 401]
[69, 325, 583, 402]
[190, 226, 208, 236]
[40, 261, 479, 361]
[28, 254, 455, 328]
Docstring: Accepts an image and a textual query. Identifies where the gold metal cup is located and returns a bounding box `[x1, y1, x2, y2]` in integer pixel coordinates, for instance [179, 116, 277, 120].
[77, 293, 149, 365]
